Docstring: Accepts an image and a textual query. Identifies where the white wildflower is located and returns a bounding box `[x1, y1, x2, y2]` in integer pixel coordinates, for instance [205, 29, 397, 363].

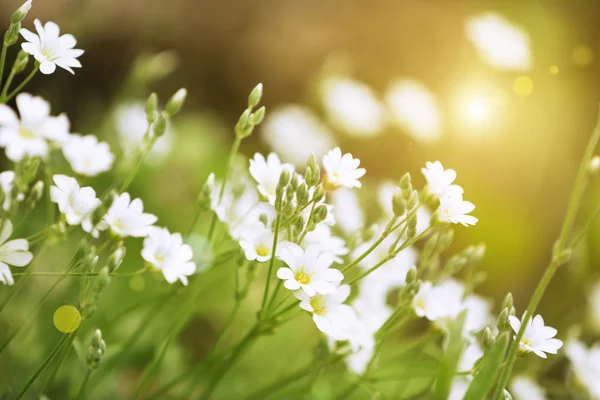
[49, 174, 100, 226]
[510, 375, 547, 400]
[322, 147, 366, 190]
[438, 186, 478, 226]
[413, 279, 465, 322]
[0, 220, 33, 286]
[239, 225, 275, 263]
[62, 134, 114, 176]
[105, 193, 157, 237]
[330, 187, 364, 235]
[421, 161, 458, 198]
[249, 153, 293, 205]
[142, 227, 196, 285]
[565, 339, 600, 399]
[508, 313, 563, 358]
[303, 224, 348, 264]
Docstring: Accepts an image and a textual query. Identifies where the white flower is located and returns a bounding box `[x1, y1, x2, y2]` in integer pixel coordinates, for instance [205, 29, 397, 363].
[508, 313, 563, 358]
[322, 147, 366, 190]
[413, 279, 465, 322]
[463, 294, 493, 339]
[510, 375, 547, 400]
[20, 19, 83, 74]
[104, 193, 157, 237]
[115, 103, 173, 165]
[62, 134, 113, 176]
[239, 225, 275, 262]
[276, 242, 343, 296]
[438, 186, 478, 226]
[322, 77, 385, 137]
[0, 219, 33, 286]
[459, 341, 484, 373]
[0, 93, 69, 161]
[142, 227, 196, 285]
[421, 161, 458, 198]
[303, 224, 348, 264]
[449, 379, 469, 400]
[261, 105, 335, 167]
[50, 174, 100, 226]
[565, 339, 600, 399]
[249, 153, 293, 205]
[330, 187, 364, 235]
[0, 171, 19, 211]
[17, 0, 32, 14]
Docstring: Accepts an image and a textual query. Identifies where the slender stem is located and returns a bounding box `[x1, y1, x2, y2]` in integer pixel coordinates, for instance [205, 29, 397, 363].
[493, 112, 600, 399]
[41, 331, 77, 392]
[265, 280, 283, 313]
[15, 333, 71, 400]
[213, 301, 241, 351]
[569, 201, 600, 248]
[12, 268, 148, 277]
[119, 151, 148, 194]
[0, 43, 7, 89]
[335, 381, 361, 400]
[1, 68, 16, 99]
[259, 212, 282, 319]
[76, 369, 93, 400]
[297, 201, 316, 243]
[247, 364, 314, 400]
[4, 64, 38, 102]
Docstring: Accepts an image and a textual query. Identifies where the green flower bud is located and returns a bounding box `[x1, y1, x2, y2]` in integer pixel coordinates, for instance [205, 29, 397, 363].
[165, 88, 187, 116]
[405, 266, 417, 285]
[197, 174, 214, 212]
[444, 254, 467, 275]
[152, 112, 168, 138]
[305, 155, 320, 187]
[313, 204, 328, 224]
[290, 174, 301, 190]
[4, 23, 20, 46]
[482, 327, 495, 350]
[437, 228, 454, 252]
[11, 1, 32, 24]
[294, 215, 305, 233]
[235, 109, 252, 138]
[251, 106, 265, 125]
[392, 192, 406, 216]
[107, 245, 126, 272]
[248, 83, 263, 108]
[312, 185, 324, 203]
[91, 329, 103, 348]
[277, 169, 291, 190]
[497, 308, 510, 332]
[501, 293, 513, 311]
[12, 50, 29, 74]
[406, 190, 419, 210]
[399, 173, 411, 191]
[86, 329, 107, 369]
[296, 182, 308, 207]
[145, 93, 158, 124]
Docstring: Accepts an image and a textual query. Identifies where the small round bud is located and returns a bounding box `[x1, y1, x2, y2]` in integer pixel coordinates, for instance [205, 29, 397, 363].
[312, 185, 324, 203]
[277, 169, 291, 189]
[501, 293, 513, 310]
[313, 204, 328, 224]
[248, 83, 263, 108]
[290, 174, 302, 190]
[11, 1, 32, 24]
[107, 246, 126, 272]
[296, 182, 308, 207]
[405, 266, 417, 285]
[392, 192, 406, 216]
[12, 50, 29, 74]
[482, 327, 495, 350]
[4, 23, 20, 46]
[165, 88, 187, 116]
[145, 93, 158, 124]
[294, 215, 305, 233]
[399, 173, 411, 191]
[497, 308, 510, 332]
[152, 112, 168, 138]
[251, 106, 265, 125]
[91, 329, 103, 348]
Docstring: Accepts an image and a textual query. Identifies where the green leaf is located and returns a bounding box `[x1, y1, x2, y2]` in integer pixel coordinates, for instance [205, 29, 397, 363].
[464, 332, 510, 400]
[433, 311, 467, 400]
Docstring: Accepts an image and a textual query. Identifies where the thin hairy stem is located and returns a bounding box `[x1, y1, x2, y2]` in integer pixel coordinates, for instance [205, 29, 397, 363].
[76, 369, 93, 400]
[259, 212, 282, 319]
[4, 64, 38, 102]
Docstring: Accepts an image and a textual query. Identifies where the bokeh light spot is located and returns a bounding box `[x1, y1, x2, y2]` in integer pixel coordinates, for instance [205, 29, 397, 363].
[572, 45, 594, 67]
[53, 305, 81, 333]
[130, 275, 145, 292]
[513, 76, 534, 97]
[549, 65, 559, 75]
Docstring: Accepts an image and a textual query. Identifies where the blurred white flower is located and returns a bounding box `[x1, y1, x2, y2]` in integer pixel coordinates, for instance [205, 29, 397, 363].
[463, 294, 493, 339]
[0, 93, 69, 161]
[115, 103, 173, 165]
[50, 174, 100, 226]
[421, 161, 458, 198]
[239, 225, 275, 263]
[510, 375, 547, 400]
[449, 378, 469, 400]
[459, 341, 483, 373]
[276, 242, 343, 296]
[322, 77, 385, 137]
[105, 193, 157, 237]
[565, 339, 600, 399]
[385, 80, 441, 142]
[20, 19, 83, 74]
[142, 227, 196, 285]
[508, 314, 563, 358]
[322, 147, 366, 190]
[261, 105, 335, 166]
[0, 171, 19, 211]
[249, 153, 293, 205]
[303, 224, 348, 264]
[330, 187, 364, 235]
[438, 186, 478, 226]
[62, 134, 114, 176]
[413, 279, 465, 321]
[0, 219, 33, 286]
[466, 13, 531, 71]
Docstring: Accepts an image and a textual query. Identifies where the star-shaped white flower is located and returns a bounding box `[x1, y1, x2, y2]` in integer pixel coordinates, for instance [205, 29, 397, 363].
[421, 161, 459, 198]
[508, 313, 563, 358]
[302, 224, 348, 264]
[104, 193, 157, 237]
[238, 225, 275, 262]
[413, 279, 465, 321]
[62, 134, 114, 176]
[322, 147, 366, 190]
[50, 174, 100, 226]
[249, 153, 293, 205]
[142, 227, 196, 285]
[20, 19, 83, 74]
[276, 242, 343, 297]
[438, 186, 478, 226]
[0, 93, 69, 161]
[565, 339, 600, 399]
[0, 219, 34, 285]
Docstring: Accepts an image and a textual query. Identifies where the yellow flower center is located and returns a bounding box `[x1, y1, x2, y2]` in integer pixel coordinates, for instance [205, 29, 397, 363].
[19, 128, 35, 139]
[416, 298, 425, 310]
[310, 295, 327, 315]
[294, 267, 313, 284]
[155, 254, 164, 264]
[521, 337, 532, 347]
[256, 246, 269, 257]
[322, 173, 341, 192]
[112, 218, 125, 231]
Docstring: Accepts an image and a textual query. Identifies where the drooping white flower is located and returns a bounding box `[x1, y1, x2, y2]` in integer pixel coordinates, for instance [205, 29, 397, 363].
[142, 227, 196, 285]
[104, 193, 157, 237]
[421, 161, 458, 198]
[330, 187, 364, 235]
[322, 147, 366, 190]
[508, 313, 563, 358]
[20, 19, 84, 74]
[249, 153, 293, 205]
[276, 242, 343, 296]
[50, 174, 100, 226]
[0, 219, 33, 286]
[239, 225, 276, 263]
[303, 224, 348, 264]
[322, 77, 385, 137]
[62, 134, 114, 176]
[0, 93, 69, 161]
[261, 105, 335, 166]
[438, 186, 478, 226]
[413, 279, 465, 322]
[114, 103, 173, 165]
[509, 375, 547, 400]
[565, 339, 600, 399]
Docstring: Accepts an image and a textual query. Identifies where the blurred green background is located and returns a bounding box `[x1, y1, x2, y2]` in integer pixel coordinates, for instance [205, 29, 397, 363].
[1, 0, 600, 398]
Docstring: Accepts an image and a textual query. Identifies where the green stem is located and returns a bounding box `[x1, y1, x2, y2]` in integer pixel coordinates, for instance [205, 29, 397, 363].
[119, 150, 148, 194]
[569, 201, 600, 249]
[213, 300, 241, 351]
[4, 64, 38, 102]
[15, 333, 71, 400]
[0, 43, 7, 89]
[259, 212, 282, 319]
[40, 331, 77, 393]
[76, 369, 93, 400]
[1, 68, 16, 100]
[493, 112, 600, 399]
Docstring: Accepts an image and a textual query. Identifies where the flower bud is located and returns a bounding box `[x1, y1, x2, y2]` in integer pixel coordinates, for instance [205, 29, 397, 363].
[399, 173, 411, 191]
[406, 190, 419, 210]
[277, 169, 291, 190]
[248, 83, 263, 108]
[197, 177, 214, 212]
[24, 180, 43, 212]
[107, 245, 126, 272]
[501, 292, 513, 311]
[294, 215, 305, 233]
[405, 266, 417, 285]
[313, 204, 328, 224]
[251, 106, 265, 125]
[392, 192, 406, 216]
[145, 93, 158, 124]
[290, 174, 302, 190]
[296, 182, 308, 207]
[12, 50, 29, 74]
[285, 183, 294, 204]
[444, 254, 467, 275]
[152, 112, 168, 139]
[406, 214, 418, 238]
[165, 88, 187, 116]
[437, 228, 454, 253]
[4, 23, 20, 46]
[312, 185, 324, 203]
[482, 327, 495, 350]
[86, 329, 107, 369]
[503, 389, 513, 400]
[497, 308, 510, 332]
[11, 0, 32, 24]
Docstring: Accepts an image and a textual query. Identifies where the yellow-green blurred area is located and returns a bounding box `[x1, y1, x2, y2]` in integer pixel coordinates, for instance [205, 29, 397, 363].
[1, 0, 600, 398]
